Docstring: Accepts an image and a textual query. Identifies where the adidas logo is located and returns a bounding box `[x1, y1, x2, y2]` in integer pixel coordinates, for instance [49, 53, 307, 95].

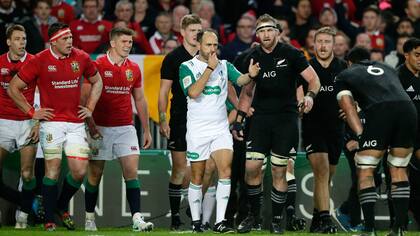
[407, 85, 415, 92]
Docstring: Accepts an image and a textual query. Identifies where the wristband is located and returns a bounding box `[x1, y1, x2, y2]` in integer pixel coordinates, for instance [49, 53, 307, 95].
[306, 91, 316, 99]
[206, 66, 214, 71]
[248, 73, 256, 80]
[236, 110, 247, 123]
[27, 107, 35, 118]
[159, 112, 166, 122]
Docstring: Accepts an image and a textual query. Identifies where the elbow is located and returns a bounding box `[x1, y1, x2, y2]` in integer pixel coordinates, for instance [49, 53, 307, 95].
[188, 90, 199, 99]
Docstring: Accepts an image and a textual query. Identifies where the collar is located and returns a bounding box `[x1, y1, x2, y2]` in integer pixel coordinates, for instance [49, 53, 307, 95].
[49, 47, 70, 60]
[81, 14, 102, 23]
[106, 51, 127, 66]
[7, 51, 27, 63]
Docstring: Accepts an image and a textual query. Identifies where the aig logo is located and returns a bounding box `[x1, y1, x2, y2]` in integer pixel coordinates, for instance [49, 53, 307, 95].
[263, 71, 276, 78]
[320, 86, 333, 92]
[362, 140, 377, 148]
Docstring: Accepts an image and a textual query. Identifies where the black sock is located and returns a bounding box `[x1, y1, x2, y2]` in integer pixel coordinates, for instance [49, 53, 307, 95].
[34, 158, 45, 195]
[126, 179, 140, 215]
[168, 182, 182, 216]
[42, 177, 58, 223]
[359, 187, 377, 232]
[286, 179, 297, 218]
[271, 187, 287, 223]
[319, 210, 331, 221]
[57, 173, 81, 212]
[84, 180, 99, 213]
[247, 184, 262, 218]
[21, 178, 36, 213]
[391, 181, 410, 231]
[0, 180, 21, 205]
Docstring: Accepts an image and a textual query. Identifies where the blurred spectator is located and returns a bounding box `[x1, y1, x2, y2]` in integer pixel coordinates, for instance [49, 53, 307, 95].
[334, 31, 350, 60]
[370, 48, 384, 62]
[171, 4, 189, 41]
[133, 0, 158, 38]
[354, 32, 372, 51]
[404, 0, 420, 36]
[275, 16, 300, 48]
[200, 17, 210, 29]
[161, 37, 179, 55]
[70, 0, 112, 54]
[197, 0, 222, 32]
[187, 0, 201, 14]
[51, 0, 75, 24]
[0, 0, 25, 54]
[385, 33, 410, 68]
[311, 0, 356, 21]
[20, 0, 57, 54]
[154, 0, 175, 12]
[220, 15, 254, 62]
[289, 0, 316, 47]
[336, 4, 393, 53]
[396, 17, 415, 36]
[114, 0, 153, 54]
[301, 27, 316, 60]
[149, 12, 176, 54]
[318, 6, 337, 28]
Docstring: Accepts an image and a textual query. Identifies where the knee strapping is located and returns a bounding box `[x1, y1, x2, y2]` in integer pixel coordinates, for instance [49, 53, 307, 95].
[270, 152, 288, 167]
[387, 153, 412, 167]
[355, 154, 381, 169]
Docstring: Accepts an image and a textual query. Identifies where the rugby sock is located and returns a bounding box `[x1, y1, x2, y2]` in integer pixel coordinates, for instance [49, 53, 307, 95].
[286, 179, 297, 217]
[359, 187, 378, 231]
[202, 185, 216, 224]
[271, 186, 287, 223]
[57, 173, 82, 212]
[188, 182, 202, 221]
[42, 177, 58, 223]
[125, 179, 141, 215]
[215, 179, 231, 224]
[391, 181, 410, 231]
[84, 179, 99, 213]
[21, 178, 36, 214]
[34, 158, 45, 195]
[0, 178, 21, 205]
[168, 182, 182, 216]
[319, 210, 331, 221]
[247, 184, 262, 218]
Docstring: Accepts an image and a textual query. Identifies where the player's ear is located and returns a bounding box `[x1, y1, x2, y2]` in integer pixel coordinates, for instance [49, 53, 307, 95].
[110, 39, 116, 48]
[6, 39, 11, 47]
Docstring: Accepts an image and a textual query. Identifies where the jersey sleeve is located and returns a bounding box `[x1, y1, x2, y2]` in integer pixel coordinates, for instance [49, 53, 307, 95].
[226, 61, 242, 85]
[17, 56, 40, 84]
[179, 63, 196, 96]
[161, 53, 174, 81]
[225, 99, 235, 113]
[334, 72, 351, 96]
[83, 53, 98, 78]
[134, 66, 142, 88]
[290, 47, 310, 74]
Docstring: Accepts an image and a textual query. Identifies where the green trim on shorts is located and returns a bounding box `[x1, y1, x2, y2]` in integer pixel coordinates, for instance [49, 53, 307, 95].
[84, 179, 99, 193]
[23, 178, 36, 190]
[189, 183, 202, 190]
[42, 177, 57, 186]
[66, 173, 82, 188]
[125, 179, 140, 189]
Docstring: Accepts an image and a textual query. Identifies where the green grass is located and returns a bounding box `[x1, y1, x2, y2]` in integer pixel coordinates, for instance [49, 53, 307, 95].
[1, 227, 420, 236]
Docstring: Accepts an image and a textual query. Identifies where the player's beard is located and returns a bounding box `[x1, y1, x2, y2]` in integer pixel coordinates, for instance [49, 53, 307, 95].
[261, 38, 277, 50]
[316, 49, 333, 61]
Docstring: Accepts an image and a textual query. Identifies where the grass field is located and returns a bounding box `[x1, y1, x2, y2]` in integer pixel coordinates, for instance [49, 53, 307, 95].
[1, 227, 420, 236]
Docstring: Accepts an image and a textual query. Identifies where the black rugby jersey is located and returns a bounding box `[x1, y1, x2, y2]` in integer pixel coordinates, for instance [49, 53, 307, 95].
[161, 45, 194, 118]
[398, 63, 420, 114]
[335, 60, 411, 111]
[303, 57, 347, 128]
[244, 42, 309, 115]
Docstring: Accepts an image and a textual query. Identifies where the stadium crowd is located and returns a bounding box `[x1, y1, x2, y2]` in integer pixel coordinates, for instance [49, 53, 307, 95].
[1, 0, 420, 235]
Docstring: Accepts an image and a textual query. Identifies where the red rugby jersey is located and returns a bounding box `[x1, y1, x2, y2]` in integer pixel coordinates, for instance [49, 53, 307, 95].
[93, 54, 142, 127]
[51, 1, 75, 25]
[70, 18, 113, 54]
[0, 52, 35, 120]
[18, 48, 97, 123]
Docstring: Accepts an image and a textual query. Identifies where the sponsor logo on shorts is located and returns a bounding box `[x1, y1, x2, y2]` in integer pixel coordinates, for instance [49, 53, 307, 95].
[362, 140, 377, 148]
[305, 144, 313, 153]
[45, 133, 53, 143]
[131, 146, 138, 151]
[187, 151, 199, 160]
[320, 86, 333, 92]
[246, 141, 252, 149]
[406, 85, 415, 92]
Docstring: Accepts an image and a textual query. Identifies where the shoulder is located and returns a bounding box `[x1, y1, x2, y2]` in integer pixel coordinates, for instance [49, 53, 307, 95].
[69, 19, 81, 27]
[26, 53, 35, 61]
[72, 48, 90, 58]
[127, 59, 141, 71]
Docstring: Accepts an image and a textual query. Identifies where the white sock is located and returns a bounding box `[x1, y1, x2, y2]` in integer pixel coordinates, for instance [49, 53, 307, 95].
[216, 179, 231, 224]
[188, 182, 202, 221]
[182, 187, 188, 202]
[86, 212, 95, 220]
[202, 185, 216, 224]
